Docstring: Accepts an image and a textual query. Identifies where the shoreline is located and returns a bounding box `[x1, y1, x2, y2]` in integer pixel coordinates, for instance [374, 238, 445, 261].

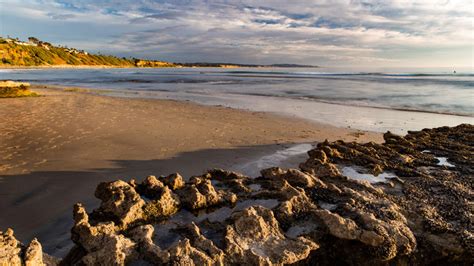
[36, 83, 474, 118]
[41, 84, 472, 134]
[0, 87, 381, 255]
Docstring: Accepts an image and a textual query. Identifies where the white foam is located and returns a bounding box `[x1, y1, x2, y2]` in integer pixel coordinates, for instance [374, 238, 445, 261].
[340, 166, 397, 184]
[235, 143, 313, 177]
[436, 157, 455, 167]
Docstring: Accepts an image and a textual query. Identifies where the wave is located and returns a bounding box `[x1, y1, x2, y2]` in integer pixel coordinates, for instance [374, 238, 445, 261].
[217, 72, 473, 88]
[222, 70, 474, 77]
[224, 91, 474, 117]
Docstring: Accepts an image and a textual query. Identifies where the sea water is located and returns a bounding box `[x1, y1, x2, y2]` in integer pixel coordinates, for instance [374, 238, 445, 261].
[1, 67, 473, 133]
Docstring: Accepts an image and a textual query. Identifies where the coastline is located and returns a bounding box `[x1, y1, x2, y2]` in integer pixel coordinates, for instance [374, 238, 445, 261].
[0, 86, 381, 255]
[0, 65, 166, 69]
[70, 84, 473, 134]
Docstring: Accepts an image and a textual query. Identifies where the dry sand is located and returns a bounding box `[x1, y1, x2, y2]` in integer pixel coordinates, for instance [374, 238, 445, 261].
[0, 86, 382, 254]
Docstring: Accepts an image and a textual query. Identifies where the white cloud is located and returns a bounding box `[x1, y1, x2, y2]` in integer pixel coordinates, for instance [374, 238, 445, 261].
[1, 0, 472, 66]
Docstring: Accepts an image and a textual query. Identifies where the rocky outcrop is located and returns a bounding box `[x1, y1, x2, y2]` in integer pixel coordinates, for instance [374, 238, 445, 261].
[298, 123, 473, 264]
[159, 173, 185, 190]
[0, 228, 47, 266]
[71, 203, 137, 265]
[2, 125, 472, 265]
[142, 186, 180, 220]
[24, 239, 44, 266]
[94, 180, 145, 228]
[0, 229, 23, 265]
[178, 175, 237, 210]
[128, 225, 170, 264]
[225, 206, 319, 265]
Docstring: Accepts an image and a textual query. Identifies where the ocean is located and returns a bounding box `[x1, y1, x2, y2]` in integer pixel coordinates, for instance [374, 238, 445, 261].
[1, 67, 473, 133]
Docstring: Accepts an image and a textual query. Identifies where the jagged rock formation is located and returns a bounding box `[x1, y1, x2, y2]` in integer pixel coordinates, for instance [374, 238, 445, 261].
[1, 124, 472, 265]
[0, 228, 52, 265]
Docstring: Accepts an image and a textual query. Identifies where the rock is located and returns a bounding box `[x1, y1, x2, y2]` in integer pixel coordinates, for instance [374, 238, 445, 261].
[225, 206, 319, 265]
[299, 158, 341, 178]
[315, 209, 363, 241]
[166, 238, 214, 265]
[181, 223, 225, 264]
[95, 180, 145, 227]
[0, 228, 22, 265]
[159, 173, 185, 190]
[206, 169, 252, 194]
[24, 238, 43, 266]
[169, 238, 222, 265]
[138, 175, 165, 198]
[128, 225, 170, 264]
[178, 184, 208, 210]
[261, 167, 324, 188]
[143, 186, 180, 220]
[71, 203, 137, 265]
[307, 149, 328, 163]
[276, 185, 315, 225]
[0, 229, 46, 266]
[178, 178, 236, 210]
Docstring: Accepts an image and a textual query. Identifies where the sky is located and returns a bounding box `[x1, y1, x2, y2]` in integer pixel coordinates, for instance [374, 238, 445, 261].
[1, 0, 473, 67]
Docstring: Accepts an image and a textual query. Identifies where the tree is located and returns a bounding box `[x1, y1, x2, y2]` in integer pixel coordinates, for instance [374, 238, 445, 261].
[28, 37, 40, 44]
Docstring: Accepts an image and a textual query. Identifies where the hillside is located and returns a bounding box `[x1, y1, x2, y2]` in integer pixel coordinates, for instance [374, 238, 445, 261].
[0, 37, 174, 67]
[0, 37, 318, 68]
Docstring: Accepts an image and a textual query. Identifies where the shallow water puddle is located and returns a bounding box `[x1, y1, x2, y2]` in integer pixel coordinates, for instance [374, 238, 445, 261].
[421, 150, 455, 167]
[285, 221, 318, 239]
[340, 166, 397, 184]
[249, 183, 262, 192]
[235, 143, 313, 177]
[318, 201, 337, 211]
[436, 157, 455, 167]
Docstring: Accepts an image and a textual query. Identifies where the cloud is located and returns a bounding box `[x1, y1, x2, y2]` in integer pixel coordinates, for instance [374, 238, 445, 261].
[47, 12, 76, 20]
[1, 0, 472, 66]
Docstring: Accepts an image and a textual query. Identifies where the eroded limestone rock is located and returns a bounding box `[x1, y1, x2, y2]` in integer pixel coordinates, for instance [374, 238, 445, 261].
[159, 173, 185, 191]
[138, 175, 165, 199]
[143, 186, 180, 220]
[178, 177, 237, 210]
[95, 180, 145, 227]
[71, 203, 137, 265]
[225, 206, 319, 265]
[128, 225, 170, 264]
[24, 238, 44, 266]
[2, 125, 472, 265]
[0, 229, 46, 266]
[0, 229, 22, 265]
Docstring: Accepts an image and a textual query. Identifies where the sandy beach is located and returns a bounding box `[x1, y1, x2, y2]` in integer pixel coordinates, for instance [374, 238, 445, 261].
[0, 86, 381, 254]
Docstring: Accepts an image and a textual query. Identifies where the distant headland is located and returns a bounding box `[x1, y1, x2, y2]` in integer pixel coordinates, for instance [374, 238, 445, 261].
[0, 36, 318, 68]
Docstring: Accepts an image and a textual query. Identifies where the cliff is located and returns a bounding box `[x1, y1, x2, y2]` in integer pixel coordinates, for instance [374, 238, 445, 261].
[0, 37, 137, 67]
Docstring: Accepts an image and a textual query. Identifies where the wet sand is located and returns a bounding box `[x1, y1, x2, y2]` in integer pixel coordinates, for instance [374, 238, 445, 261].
[0, 86, 382, 255]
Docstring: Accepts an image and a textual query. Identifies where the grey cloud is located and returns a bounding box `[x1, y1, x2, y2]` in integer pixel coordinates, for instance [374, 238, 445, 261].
[3, 0, 473, 66]
[47, 12, 76, 20]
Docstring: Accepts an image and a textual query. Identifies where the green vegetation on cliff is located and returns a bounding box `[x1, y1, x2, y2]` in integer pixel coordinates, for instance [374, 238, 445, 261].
[0, 36, 319, 68]
[0, 37, 173, 67]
